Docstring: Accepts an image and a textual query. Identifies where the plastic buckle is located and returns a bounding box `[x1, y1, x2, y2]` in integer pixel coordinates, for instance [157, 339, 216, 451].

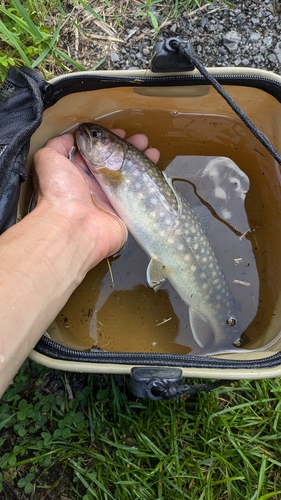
[151, 37, 195, 73]
[130, 367, 183, 400]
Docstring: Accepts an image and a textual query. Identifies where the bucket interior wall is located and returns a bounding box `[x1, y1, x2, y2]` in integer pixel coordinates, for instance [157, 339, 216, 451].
[22, 84, 281, 359]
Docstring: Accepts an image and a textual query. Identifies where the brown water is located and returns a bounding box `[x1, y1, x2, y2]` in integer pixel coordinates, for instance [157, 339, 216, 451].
[45, 102, 281, 355]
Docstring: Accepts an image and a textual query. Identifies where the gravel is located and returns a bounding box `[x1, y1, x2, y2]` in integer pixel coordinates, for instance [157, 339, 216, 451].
[73, 0, 281, 74]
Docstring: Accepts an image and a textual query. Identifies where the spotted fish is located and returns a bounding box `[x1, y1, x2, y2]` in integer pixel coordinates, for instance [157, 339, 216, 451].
[76, 123, 241, 353]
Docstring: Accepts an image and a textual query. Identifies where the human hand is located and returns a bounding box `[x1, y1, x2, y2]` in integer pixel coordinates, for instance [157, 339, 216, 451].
[33, 129, 160, 269]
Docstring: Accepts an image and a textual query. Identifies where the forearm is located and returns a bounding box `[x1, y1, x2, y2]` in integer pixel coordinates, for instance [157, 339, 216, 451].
[0, 204, 94, 397]
[0, 130, 155, 397]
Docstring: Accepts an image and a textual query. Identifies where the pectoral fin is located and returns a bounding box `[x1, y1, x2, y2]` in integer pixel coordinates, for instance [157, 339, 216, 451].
[189, 308, 213, 348]
[146, 258, 170, 291]
[96, 167, 124, 186]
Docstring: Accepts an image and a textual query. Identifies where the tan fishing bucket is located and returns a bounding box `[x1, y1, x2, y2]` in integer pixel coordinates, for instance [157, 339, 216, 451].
[17, 65, 281, 384]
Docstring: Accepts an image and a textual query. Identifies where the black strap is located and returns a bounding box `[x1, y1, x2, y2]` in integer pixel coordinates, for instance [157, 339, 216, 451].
[148, 378, 235, 400]
[174, 39, 281, 166]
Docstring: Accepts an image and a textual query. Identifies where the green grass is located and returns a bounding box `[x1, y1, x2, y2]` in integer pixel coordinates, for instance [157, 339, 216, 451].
[0, 0, 91, 81]
[1, 361, 281, 499]
[1, 0, 280, 498]
[0, 0, 214, 81]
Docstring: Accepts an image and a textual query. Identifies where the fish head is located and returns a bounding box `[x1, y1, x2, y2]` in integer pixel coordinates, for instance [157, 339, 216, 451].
[76, 123, 126, 174]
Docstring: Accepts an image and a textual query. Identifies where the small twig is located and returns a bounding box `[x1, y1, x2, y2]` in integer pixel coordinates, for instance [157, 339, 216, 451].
[61, 5, 79, 30]
[253, 233, 260, 250]
[156, 18, 173, 32]
[107, 258, 114, 287]
[187, 3, 211, 17]
[88, 33, 125, 43]
[135, 32, 149, 42]
[239, 229, 251, 240]
[74, 25, 79, 55]
[92, 19, 117, 37]
[205, 7, 228, 15]
[79, 12, 96, 26]
[156, 317, 172, 326]
[125, 28, 138, 41]
[64, 374, 74, 400]
[233, 279, 251, 287]
[234, 257, 243, 264]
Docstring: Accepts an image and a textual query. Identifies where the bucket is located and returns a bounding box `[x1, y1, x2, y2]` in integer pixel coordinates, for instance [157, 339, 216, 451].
[17, 65, 281, 385]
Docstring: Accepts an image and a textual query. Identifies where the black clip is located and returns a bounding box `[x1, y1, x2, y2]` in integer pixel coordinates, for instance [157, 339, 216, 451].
[130, 367, 183, 400]
[151, 38, 195, 73]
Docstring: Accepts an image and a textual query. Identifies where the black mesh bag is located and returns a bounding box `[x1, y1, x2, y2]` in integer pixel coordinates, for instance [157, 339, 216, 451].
[0, 67, 47, 233]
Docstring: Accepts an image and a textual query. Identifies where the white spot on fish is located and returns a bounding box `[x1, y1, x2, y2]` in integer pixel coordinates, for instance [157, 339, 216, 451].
[150, 198, 158, 205]
[177, 243, 185, 251]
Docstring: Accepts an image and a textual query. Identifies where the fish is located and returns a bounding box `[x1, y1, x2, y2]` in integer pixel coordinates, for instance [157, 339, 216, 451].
[76, 123, 241, 353]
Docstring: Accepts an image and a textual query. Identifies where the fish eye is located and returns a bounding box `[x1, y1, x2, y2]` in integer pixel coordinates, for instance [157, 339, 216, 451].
[90, 128, 100, 138]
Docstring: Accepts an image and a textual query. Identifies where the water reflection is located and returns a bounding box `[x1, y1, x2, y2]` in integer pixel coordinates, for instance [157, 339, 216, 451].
[166, 155, 259, 348]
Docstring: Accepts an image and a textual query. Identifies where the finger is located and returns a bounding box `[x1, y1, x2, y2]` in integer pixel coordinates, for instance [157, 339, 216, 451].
[144, 147, 160, 164]
[111, 129, 149, 151]
[72, 149, 91, 172]
[73, 157, 118, 214]
[110, 128, 126, 139]
[42, 133, 75, 157]
[127, 133, 148, 151]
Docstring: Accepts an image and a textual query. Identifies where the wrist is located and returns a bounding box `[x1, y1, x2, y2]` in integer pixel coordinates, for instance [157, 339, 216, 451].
[29, 202, 95, 282]
[31, 198, 126, 278]
[0, 203, 94, 396]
